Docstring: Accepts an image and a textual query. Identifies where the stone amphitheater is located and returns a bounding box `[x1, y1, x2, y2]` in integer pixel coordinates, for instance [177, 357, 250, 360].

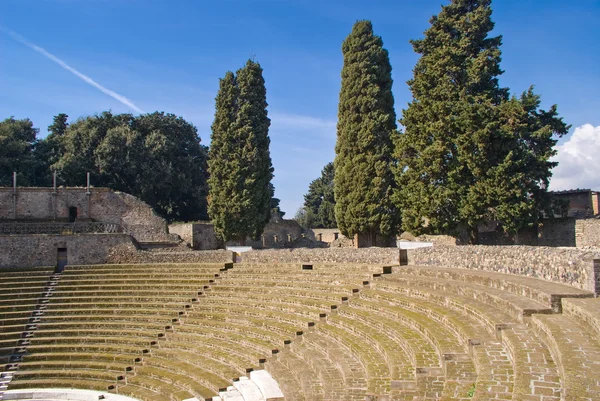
[1, 258, 599, 401]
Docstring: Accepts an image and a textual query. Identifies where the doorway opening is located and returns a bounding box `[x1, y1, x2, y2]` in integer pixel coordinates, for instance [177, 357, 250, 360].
[56, 248, 67, 273]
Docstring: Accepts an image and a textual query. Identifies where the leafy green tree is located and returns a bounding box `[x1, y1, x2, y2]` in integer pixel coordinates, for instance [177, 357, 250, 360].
[396, 0, 567, 243]
[52, 111, 208, 222]
[294, 207, 316, 230]
[486, 88, 569, 235]
[0, 117, 39, 186]
[334, 20, 398, 246]
[304, 162, 336, 228]
[208, 61, 274, 243]
[34, 113, 69, 185]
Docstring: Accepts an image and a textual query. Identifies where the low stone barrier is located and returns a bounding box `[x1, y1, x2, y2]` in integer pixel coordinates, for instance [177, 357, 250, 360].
[107, 248, 234, 264]
[241, 247, 400, 265]
[406, 245, 600, 294]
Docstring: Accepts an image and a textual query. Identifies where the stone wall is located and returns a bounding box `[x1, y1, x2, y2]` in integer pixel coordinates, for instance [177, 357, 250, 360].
[0, 234, 137, 268]
[406, 245, 600, 293]
[0, 187, 172, 242]
[170, 219, 303, 249]
[576, 219, 600, 248]
[169, 222, 221, 250]
[106, 247, 234, 264]
[307, 228, 346, 243]
[241, 248, 401, 265]
[538, 218, 577, 247]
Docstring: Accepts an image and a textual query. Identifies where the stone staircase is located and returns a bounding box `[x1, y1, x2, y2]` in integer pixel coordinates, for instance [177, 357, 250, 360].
[0, 271, 61, 401]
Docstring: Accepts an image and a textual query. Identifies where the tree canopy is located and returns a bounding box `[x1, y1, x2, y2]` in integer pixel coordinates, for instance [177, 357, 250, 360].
[0, 117, 39, 187]
[31, 111, 209, 222]
[395, 0, 568, 243]
[208, 60, 274, 243]
[334, 20, 399, 245]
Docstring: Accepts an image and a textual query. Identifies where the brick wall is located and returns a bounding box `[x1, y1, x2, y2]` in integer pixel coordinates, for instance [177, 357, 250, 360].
[406, 245, 600, 293]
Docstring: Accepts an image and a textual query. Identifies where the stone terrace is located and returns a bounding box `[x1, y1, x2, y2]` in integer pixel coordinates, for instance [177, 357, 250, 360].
[1, 261, 599, 400]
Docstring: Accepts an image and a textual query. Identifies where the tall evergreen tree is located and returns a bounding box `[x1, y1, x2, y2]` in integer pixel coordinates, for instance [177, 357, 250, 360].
[208, 61, 274, 243]
[397, 0, 507, 243]
[304, 162, 336, 228]
[396, 0, 567, 243]
[334, 20, 398, 246]
[208, 72, 242, 241]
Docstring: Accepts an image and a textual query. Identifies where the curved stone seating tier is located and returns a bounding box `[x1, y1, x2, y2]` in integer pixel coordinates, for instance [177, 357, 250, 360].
[2, 262, 597, 400]
[354, 289, 518, 400]
[365, 284, 563, 400]
[530, 313, 600, 400]
[380, 274, 554, 323]
[235, 263, 387, 273]
[197, 297, 329, 320]
[2, 388, 144, 401]
[6, 378, 116, 393]
[175, 318, 291, 356]
[157, 335, 261, 374]
[562, 297, 600, 337]
[395, 265, 593, 312]
[279, 331, 368, 401]
[63, 263, 225, 272]
[0, 267, 54, 276]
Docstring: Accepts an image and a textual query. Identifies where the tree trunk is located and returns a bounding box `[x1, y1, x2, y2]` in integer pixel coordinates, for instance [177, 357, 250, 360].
[468, 226, 479, 245]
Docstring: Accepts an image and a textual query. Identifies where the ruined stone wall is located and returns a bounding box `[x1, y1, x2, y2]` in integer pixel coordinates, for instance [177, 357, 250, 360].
[406, 245, 600, 293]
[576, 219, 600, 248]
[171, 220, 303, 249]
[241, 248, 401, 265]
[169, 222, 221, 250]
[0, 234, 137, 268]
[306, 228, 346, 243]
[0, 187, 172, 242]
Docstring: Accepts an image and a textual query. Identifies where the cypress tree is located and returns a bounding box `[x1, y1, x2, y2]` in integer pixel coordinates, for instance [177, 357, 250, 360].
[334, 20, 398, 246]
[208, 61, 274, 243]
[235, 60, 274, 241]
[208, 72, 242, 241]
[396, 0, 508, 243]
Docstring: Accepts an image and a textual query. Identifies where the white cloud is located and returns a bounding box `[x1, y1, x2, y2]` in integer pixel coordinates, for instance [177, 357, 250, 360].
[550, 124, 600, 191]
[2, 26, 145, 114]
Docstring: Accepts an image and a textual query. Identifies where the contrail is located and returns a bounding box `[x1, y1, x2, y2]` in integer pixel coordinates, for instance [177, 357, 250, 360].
[2, 27, 145, 114]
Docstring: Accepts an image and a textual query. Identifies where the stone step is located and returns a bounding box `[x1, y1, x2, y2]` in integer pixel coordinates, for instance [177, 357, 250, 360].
[530, 314, 600, 400]
[219, 386, 244, 401]
[249, 370, 284, 401]
[232, 376, 264, 401]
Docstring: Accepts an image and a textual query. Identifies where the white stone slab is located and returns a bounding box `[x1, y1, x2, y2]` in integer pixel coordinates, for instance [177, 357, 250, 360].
[218, 388, 244, 401]
[250, 370, 285, 401]
[226, 246, 253, 253]
[397, 240, 433, 249]
[233, 377, 265, 401]
[2, 388, 141, 401]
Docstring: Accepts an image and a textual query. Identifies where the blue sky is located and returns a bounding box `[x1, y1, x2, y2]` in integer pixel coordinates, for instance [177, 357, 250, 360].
[1, 0, 599, 216]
